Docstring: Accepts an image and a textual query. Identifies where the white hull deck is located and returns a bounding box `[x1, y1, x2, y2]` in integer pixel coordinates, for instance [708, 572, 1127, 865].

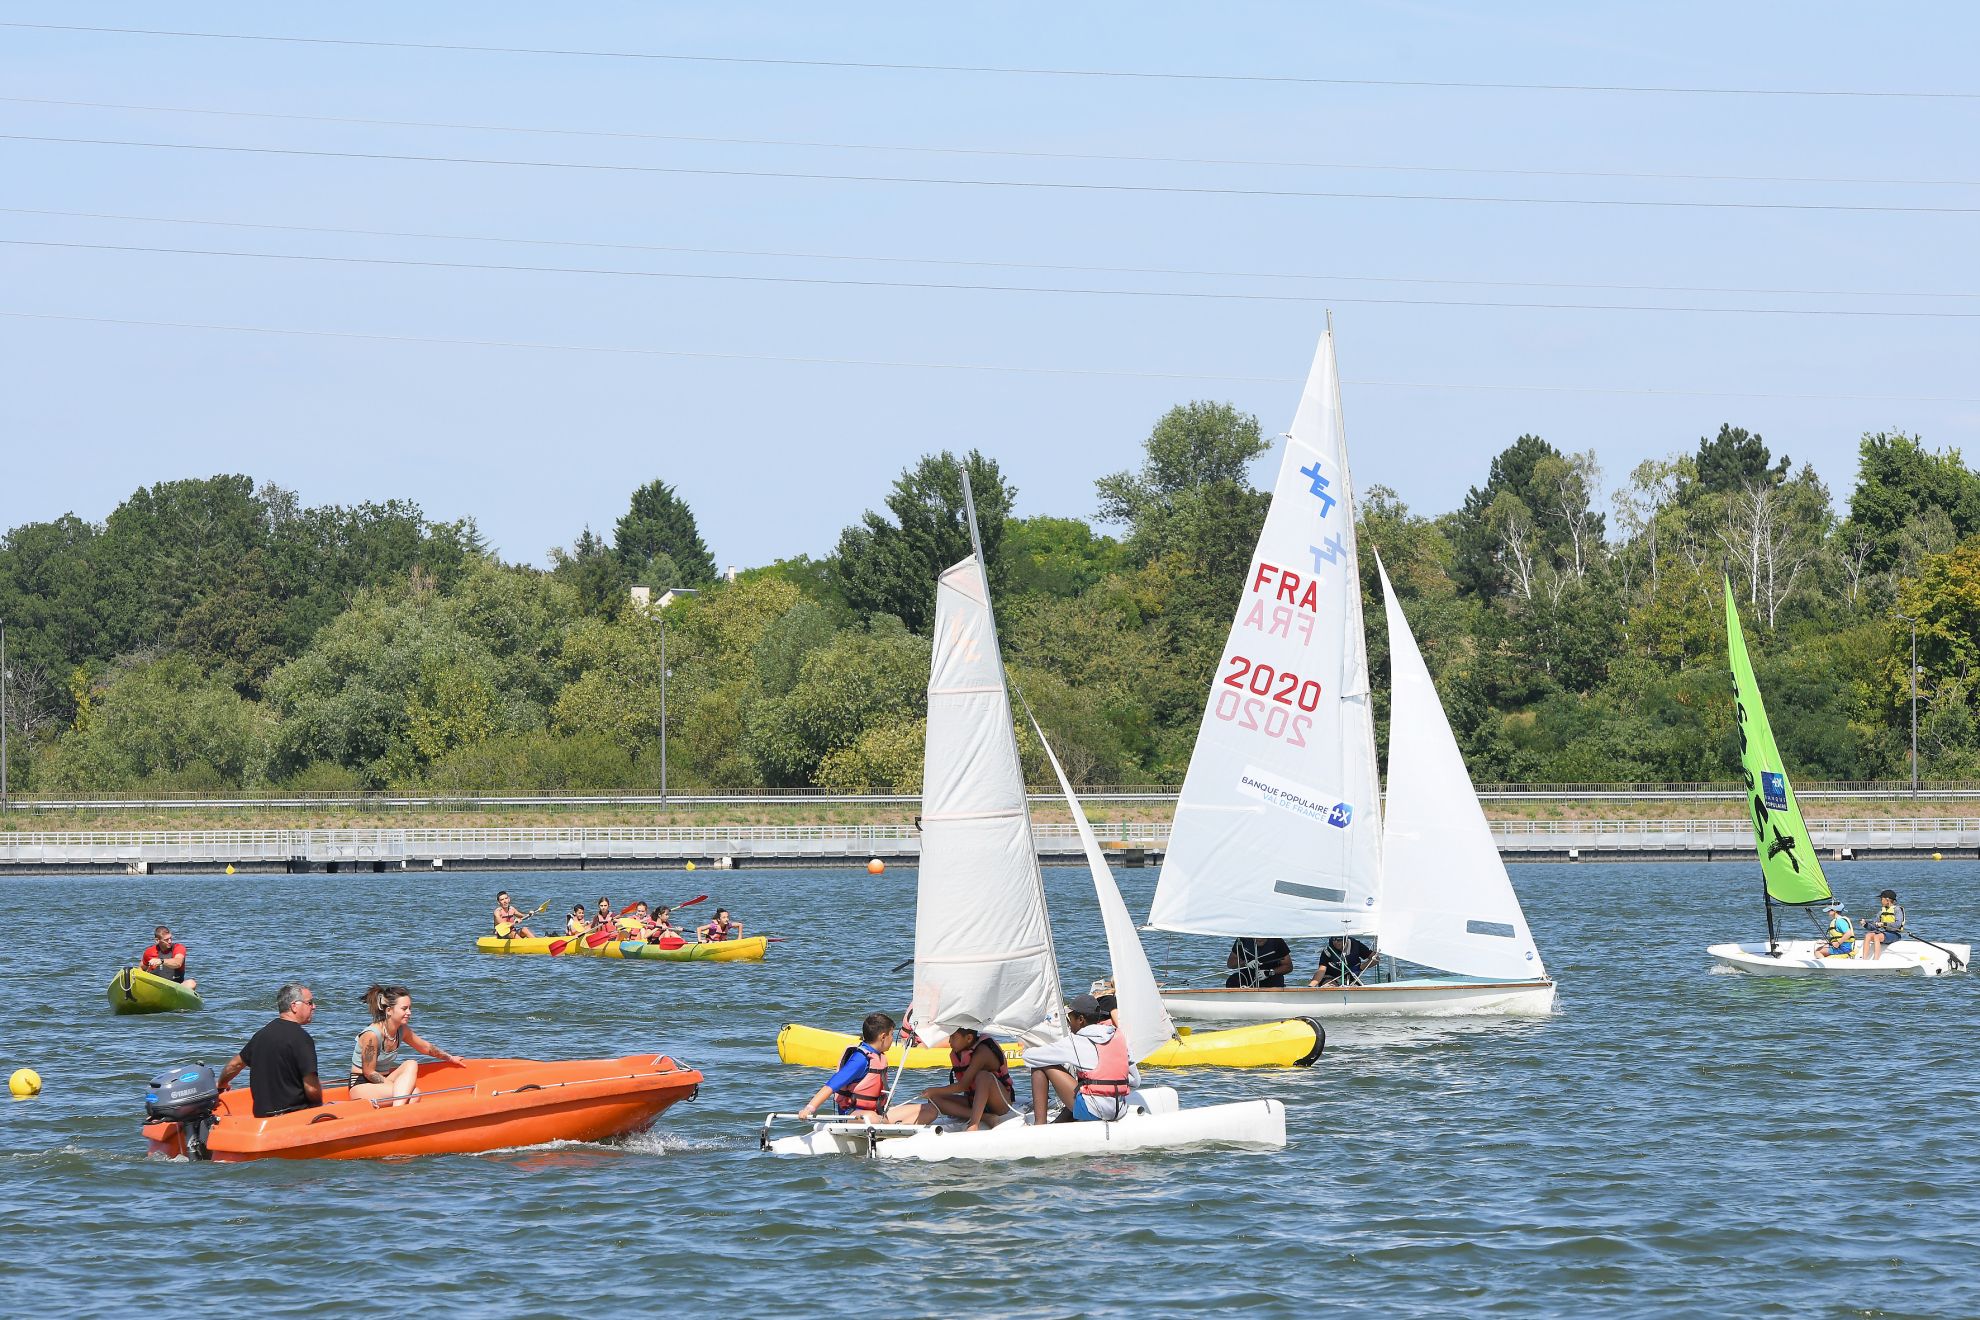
[761, 1087, 1286, 1162]
[1161, 977, 1557, 1022]
[1708, 938, 1970, 978]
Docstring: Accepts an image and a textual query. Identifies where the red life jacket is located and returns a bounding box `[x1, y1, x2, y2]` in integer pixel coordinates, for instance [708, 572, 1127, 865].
[1075, 1027, 1132, 1100]
[834, 1043, 889, 1114]
[950, 1038, 1014, 1099]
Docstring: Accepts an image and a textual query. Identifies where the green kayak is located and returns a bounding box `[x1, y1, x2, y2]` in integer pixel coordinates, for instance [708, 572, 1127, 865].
[109, 966, 203, 1015]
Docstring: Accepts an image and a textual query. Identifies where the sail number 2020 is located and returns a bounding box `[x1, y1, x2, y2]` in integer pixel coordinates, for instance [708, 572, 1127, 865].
[1215, 655, 1319, 744]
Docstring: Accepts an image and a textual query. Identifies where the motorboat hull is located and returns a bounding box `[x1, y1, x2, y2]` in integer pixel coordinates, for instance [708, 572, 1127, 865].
[775, 1018, 1324, 1070]
[142, 1055, 700, 1161]
[763, 1087, 1286, 1161]
[1707, 939, 1969, 978]
[1160, 977, 1557, 1021]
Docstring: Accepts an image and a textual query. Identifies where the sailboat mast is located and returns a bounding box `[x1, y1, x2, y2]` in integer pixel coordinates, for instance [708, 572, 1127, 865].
[1326, 316, 1384, 862]
[958, 463, 1067, 1005]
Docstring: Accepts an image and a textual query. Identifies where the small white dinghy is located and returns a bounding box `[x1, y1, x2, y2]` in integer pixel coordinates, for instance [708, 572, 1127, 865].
[1710, 580, 1968, 979]
[762, 475, 1288, 1163]
[1710, 939, 1970, 978]
[763, 1087, 1287, 1161]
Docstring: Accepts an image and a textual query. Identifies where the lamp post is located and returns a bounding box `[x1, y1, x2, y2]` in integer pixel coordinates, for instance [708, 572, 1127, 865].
[658, 614, 668, 807]
[1, 616, 8, 808]
[1895, 611, 1919, 798]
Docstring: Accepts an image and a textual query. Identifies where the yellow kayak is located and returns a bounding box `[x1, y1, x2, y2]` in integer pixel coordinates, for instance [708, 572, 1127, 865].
[476, 934, 768, 962]
[108, 966, 204, 1015]
[775, 1017, 1323, 1070]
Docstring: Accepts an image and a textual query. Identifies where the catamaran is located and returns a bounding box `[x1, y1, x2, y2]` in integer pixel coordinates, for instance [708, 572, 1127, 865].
[1707, 579, 1969, 977]
[762, 485, 1286, 1161]
[1151, 327, 1556, 1020]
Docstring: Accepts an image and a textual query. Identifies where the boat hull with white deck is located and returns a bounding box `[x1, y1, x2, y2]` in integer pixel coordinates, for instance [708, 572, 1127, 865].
[763, 1087, 1286, 1161]
[1162, 977, 1556, 1021]
[1708, 939, 1968, 978]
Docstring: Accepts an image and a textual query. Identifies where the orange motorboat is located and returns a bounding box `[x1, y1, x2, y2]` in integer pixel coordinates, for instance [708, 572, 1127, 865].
[142, 1054, 701, 1162]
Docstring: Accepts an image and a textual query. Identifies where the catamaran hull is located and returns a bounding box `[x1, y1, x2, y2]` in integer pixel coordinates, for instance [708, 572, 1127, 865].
[764, 1088, 1286, 1161]
[1707, 940, 1969, 978]
[1160, 978, 1557, 1021]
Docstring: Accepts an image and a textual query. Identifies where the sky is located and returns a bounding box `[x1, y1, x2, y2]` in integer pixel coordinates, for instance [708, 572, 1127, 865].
[3, 3, 1978, 568]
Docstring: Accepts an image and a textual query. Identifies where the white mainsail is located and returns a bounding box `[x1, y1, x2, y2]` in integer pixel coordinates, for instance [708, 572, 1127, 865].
[910, 554, 1067, 1044]
[1148, 328, 1384, 938]
[1375, 557, 1546, 981]
[1027, 710, 1176, 1063]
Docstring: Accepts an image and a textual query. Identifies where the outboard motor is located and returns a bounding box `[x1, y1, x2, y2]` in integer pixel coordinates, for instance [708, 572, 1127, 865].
[146, 1063, 220, 1160]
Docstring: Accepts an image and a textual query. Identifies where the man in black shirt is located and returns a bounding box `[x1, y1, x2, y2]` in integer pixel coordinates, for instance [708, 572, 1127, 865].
[218, 982, 324, 1118]
[1227, 937, 1293, 988]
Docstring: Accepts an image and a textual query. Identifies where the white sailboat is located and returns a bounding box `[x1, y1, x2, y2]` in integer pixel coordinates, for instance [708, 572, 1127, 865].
[1708, 579, 1968, 977]
[1153, 328, 1556, 1020]
[763, 484, 1285, 1160]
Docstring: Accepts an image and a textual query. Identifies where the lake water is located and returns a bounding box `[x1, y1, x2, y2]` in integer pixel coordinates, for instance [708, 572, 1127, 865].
[2, 859, 1975, 1317]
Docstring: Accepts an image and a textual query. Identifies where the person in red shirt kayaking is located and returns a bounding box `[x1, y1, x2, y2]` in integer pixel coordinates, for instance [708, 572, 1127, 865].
[697, 908, 742, 943]
[141, 925, 196, 992]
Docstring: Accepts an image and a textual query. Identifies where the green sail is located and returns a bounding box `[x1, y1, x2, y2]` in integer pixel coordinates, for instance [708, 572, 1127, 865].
[1724, 577, 1832, 907]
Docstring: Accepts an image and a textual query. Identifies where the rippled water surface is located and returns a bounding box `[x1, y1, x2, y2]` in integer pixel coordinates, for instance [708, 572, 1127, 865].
[2, 859, 1976, 1316]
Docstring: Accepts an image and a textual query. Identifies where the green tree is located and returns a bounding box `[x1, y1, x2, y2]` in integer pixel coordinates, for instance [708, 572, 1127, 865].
[1847, 432, 1980, 574]
[833, 451, 1014, 632]
[1450, 436, 1604, 599]
[613, 480, 717, 585]
[551, 528, 632, 619]
[1694, 424, 1788, 495]
[1002, 516, 1128, 599]
[744, 620, 930, 785]
[50, 654, 269, 790]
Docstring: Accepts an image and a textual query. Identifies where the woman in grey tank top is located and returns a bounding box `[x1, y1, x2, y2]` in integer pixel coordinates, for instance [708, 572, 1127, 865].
[349, 984, 462, 1104]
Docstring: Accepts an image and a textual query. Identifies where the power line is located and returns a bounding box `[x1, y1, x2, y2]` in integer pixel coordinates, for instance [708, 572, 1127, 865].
[7, 307, 1979, 405]
[7, 203, 1976, 302]
[7, 132, 1979, 215]
[9, 94, 1979, 190]
[11, 236, 1980, 319]
[3, 20, 1974, 101]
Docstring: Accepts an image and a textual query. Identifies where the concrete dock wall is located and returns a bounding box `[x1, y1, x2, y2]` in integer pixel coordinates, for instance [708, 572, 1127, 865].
[3, 818, 1979, 874]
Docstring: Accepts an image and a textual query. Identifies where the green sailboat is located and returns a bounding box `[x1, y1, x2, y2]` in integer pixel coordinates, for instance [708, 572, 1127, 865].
[1709, 578, 1970, 976]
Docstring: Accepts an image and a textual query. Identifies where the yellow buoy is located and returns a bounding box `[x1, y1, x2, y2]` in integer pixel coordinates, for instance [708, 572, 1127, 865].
[867, 858, 886, 875]
[225, 864, 236, 875]
[685, 860, 696, 872]
[9, 1067, 41, 1098]
[1933, 852, 1943, 861]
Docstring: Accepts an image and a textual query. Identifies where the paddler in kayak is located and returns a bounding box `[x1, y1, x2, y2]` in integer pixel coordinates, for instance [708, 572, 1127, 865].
[217, 983, 322, 1118]
[565, 904, 591, 936]
[1025, 993, 1138, 1124]
[140, 924, 196, 992]
[890, 1025, 1015, 1131]
[350, 983, 462, 1105]
[797, 1012, 897, 1125]
[648, 905, 681, 941]
[493, 891, 536, 940]
[594, 897, 615, 931]
[697, 908, 743, 942]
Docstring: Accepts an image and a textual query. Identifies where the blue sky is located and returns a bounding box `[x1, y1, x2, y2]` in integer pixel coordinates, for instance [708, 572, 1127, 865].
[4, 3, 1977, 567]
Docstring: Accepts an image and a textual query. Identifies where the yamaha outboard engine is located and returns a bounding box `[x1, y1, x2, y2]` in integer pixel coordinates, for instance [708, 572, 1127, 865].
[146, 1063, 220, 1160]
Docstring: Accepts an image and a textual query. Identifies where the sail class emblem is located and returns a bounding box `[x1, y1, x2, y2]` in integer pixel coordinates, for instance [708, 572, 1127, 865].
[1760, 771, 1788, 812]
[1326, 803, 1352, 828]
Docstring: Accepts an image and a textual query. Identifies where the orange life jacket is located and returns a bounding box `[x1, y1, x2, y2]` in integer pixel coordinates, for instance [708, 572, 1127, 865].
[1075, 1027, 1132, 1100]
[834, 1043, 889, 1114]
[950, 1038, 1014, 1099]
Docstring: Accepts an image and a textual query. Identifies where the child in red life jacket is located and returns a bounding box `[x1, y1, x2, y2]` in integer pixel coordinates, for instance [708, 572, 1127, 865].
[798, 1012, 897, 1124]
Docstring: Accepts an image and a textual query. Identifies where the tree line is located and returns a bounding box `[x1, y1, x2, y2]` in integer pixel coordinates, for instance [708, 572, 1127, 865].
[2, 413, 1975, 795]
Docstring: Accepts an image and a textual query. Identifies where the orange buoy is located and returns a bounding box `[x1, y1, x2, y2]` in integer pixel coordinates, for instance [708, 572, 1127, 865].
[867, 858, 886, 875]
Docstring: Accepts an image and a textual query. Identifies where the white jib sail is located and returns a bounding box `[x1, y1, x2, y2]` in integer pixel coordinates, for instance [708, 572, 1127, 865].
[1375, 556, 1547, 981]
[1026, 709, 1175, 1063]
[911, 554, 1067, 1045]
[1148, 328, 1384, 938]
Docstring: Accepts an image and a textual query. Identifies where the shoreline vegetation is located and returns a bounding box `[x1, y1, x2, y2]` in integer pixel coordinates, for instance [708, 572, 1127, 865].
[5, 407, 1978, 806]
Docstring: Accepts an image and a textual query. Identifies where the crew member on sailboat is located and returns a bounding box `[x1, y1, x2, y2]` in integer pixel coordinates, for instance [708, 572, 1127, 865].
[1817, 905, 1856, 958]
[1227, 937, 1293, 988]
[1861, 890, 1905, 960]
[1025, 994, 1139, 1123]
[1309, 936, 1375, 987]
[796, 1013, 897, 1124]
